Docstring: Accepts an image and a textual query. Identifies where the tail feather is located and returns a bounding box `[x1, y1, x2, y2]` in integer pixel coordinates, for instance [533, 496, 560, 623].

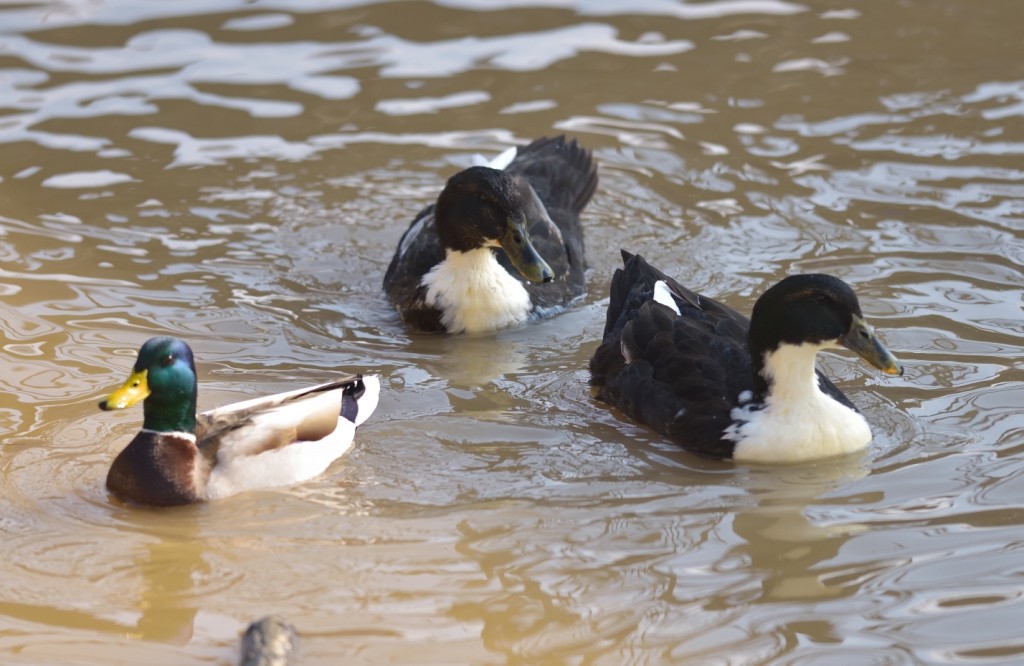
[347, 374, 380, 426]
[506, 135, 598, 215]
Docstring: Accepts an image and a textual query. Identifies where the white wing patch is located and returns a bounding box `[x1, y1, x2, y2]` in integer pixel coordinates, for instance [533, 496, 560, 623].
[653, 280, 681, 315]
[489, 146, 518, 170]
[470, 145, 518, 169]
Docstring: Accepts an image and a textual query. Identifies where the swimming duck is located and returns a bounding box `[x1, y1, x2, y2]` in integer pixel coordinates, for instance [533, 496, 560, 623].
[590, 252, 903, 463]
[99, 336, 380, 506]
[383, 135, 598, 333]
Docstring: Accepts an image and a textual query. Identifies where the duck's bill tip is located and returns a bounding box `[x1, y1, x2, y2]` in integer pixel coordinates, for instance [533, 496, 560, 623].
[98, 370, 150, 411]
[880, 359, 904, 377]
[509, 251, 555, 284]
[98, 394, 132, 411]
[500, 220, 555, 284]
[842, 316, 903, 378]
[855, 345, 903, 377]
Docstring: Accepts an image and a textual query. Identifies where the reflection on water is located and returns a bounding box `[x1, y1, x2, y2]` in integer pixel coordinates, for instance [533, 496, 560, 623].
[1, 0, 1023, 663]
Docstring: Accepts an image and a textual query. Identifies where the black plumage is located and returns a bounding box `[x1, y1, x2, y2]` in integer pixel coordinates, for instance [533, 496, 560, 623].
[590, 251, 902, 460]
[383, 135, 598, 332]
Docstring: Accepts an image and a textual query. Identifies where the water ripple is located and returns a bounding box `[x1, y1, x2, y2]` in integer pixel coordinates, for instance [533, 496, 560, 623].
[0, 0, 1022, 663]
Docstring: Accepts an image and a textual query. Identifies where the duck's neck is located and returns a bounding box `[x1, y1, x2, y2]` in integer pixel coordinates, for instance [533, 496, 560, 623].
[731, 342, 871, 462]
[755, 342, 826, 406]
[422, 247, 532, 333]
[142, 393, 197, 434]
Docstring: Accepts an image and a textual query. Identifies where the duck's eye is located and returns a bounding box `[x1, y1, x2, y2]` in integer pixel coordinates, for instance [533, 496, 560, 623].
[161, 354, 175, 367]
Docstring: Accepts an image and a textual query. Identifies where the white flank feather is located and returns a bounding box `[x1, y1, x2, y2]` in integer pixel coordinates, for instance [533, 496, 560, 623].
[421, 247, 532, 333]
[202, 374, 381, 499]
[727, 343, 871, 463]
[204, 422, 356, 500]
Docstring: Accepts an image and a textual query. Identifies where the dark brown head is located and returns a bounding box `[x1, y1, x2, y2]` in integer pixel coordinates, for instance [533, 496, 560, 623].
[434, 166, 554, 283]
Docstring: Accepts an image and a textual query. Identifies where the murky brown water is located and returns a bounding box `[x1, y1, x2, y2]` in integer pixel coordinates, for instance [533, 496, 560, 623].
[1, 0, 1022, 663]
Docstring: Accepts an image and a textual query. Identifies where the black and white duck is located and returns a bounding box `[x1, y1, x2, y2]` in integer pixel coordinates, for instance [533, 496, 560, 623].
[383, 135, 598, 333]
[99, 336, 380, 505]
[590, 252, 903, 463]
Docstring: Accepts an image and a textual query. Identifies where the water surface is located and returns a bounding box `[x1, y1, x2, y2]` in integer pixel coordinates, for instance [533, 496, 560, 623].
[1, 0, 1022, 663]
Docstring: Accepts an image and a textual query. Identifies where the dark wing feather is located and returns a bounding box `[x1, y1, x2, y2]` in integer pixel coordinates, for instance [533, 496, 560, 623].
[499, 136, 598, 310]
[590, 253, 753, 458]
[382, 205, 446, 331]
[817, 371, 857, 410]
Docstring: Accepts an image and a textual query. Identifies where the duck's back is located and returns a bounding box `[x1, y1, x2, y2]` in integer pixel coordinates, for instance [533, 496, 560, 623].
[500, 136, 598, 309]
[199, 375, 379, 501]
[590, 252, 755, 458]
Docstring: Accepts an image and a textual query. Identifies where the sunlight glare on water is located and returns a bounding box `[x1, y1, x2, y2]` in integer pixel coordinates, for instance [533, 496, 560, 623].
[0, 0, 1022, 663]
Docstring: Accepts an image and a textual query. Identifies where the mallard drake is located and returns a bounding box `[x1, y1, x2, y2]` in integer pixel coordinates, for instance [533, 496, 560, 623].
[590, 252, 903, 462]
[383, 135, 598, 333]
[99, 337, 380, 506]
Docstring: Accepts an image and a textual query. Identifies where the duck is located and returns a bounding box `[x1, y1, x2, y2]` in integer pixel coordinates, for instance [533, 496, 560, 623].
[590, 251, 903, 463]
[383, 135, 598, 333]
[98, 336, 380, 506]
[240, 616, 298, 666]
